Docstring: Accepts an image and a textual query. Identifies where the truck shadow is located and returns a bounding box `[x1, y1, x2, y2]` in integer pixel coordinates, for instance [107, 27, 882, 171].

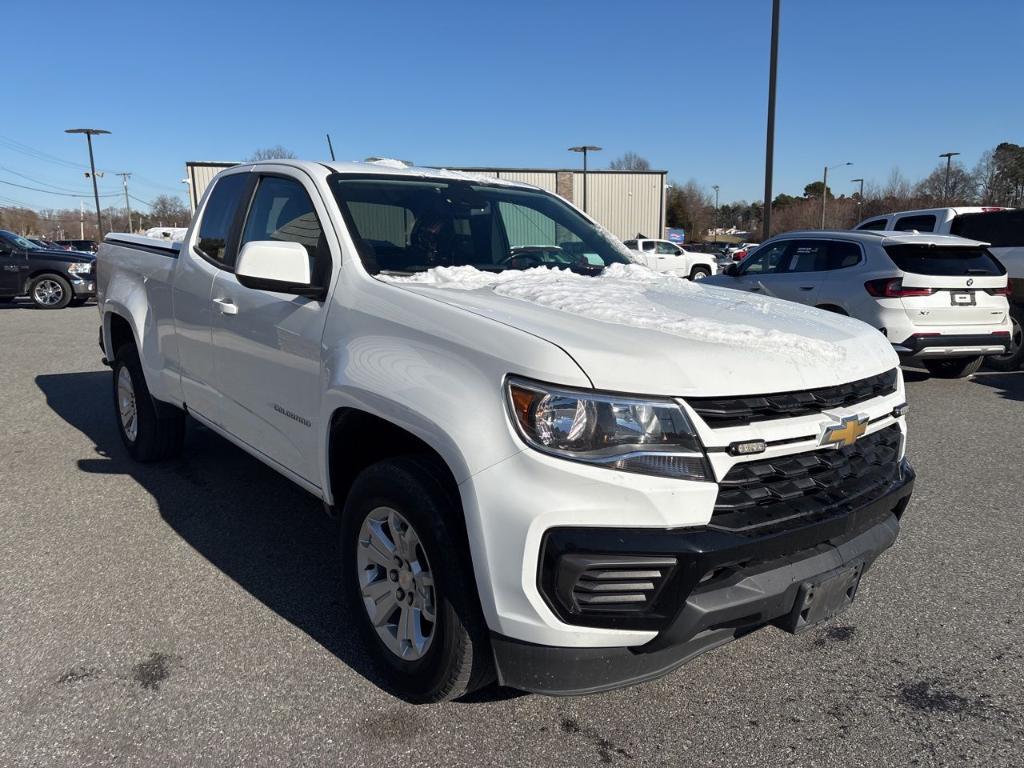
[969, 369, 1024, 402]
[34, 370, 517, 703]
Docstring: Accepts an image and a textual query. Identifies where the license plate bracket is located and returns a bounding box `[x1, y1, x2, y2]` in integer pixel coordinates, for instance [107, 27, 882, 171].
[950, 291, 975, 306]
[777, 561, 864, 634]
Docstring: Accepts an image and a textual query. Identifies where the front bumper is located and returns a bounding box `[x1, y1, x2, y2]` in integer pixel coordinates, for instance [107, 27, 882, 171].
[491, 459, 914, 695]
[68, 275, 96, 299]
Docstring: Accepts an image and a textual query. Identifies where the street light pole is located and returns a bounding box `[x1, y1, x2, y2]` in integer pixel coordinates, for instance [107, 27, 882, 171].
[762, 0, 781, 241]
[65, 128, 110, 239]
[712, 185, 720, 243]
[939, 151, 960, 204]
[821, 161, 852, 229]
[851, 177, 864, 223]
[568, 145, 601, 213]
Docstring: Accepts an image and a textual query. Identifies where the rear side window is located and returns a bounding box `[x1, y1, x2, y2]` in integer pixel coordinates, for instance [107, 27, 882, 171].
[823, 241, 862, 270]
[893, 214, 937, 233]
[856, 218, 887, 231]
[197, 173, 249, 264]
[622, 240, 638, 249]
[883, 245, 1006, 276]
[950, 209, 1024, 247]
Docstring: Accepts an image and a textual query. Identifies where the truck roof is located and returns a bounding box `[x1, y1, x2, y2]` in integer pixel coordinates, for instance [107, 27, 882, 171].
[241, 159, 542, 191]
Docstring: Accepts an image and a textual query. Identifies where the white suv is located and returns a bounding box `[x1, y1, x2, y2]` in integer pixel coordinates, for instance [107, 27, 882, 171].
[704, 230, 1012, 378]
[622, 238, 717, 279]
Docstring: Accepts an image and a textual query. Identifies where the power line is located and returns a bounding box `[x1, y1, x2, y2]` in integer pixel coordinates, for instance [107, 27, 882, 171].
[0, 164, 110, 195]
[0, 178, 121, 198]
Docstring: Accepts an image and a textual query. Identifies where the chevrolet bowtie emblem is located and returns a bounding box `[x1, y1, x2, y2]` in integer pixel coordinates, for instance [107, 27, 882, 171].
[820, 415, 868, 448]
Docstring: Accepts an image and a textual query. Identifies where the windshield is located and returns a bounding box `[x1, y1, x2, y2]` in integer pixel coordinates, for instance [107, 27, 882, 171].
[1, 231, 40, 250]
[328, 175, 634, 275]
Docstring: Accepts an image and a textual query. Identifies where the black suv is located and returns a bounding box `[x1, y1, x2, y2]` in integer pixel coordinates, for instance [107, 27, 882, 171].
[0, 230, 96, 309]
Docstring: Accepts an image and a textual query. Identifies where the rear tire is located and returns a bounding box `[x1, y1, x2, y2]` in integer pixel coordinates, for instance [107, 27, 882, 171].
[29, 274, 72, 309]
[341, 456, 494, 703]
[923, 355, 984, 379]
[984, 315, 1022, 372]
[689, 266, 711, 281]
[112, 343, 185, 462]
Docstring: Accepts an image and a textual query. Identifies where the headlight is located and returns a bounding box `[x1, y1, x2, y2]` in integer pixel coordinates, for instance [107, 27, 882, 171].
[67, 262, 92, 275]
[505, 376, 710, 481]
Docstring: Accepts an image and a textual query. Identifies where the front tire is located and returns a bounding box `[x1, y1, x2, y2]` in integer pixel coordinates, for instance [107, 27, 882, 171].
[341, 457, 494, 703]
[29, 274, 72, 309]
[689, 266, 711, 281]
[984, 315, 1022, 371]
[112, 343, 185, 462]
[923, 355, 984, 379]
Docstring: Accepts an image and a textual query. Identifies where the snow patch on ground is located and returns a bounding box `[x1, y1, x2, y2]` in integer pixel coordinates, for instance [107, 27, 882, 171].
[382, 264, 846, 363]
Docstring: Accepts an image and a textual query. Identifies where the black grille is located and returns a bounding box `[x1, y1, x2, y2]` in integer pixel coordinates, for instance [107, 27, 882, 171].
[711, 425, 902, 536]
[687, 369, 898, 428]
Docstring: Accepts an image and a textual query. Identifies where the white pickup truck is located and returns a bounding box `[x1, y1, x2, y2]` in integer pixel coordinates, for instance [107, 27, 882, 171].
[97, 160, 914, 702]
[621, 238, 718, 280]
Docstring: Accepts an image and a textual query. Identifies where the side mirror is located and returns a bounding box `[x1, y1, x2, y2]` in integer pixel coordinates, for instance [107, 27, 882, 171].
[724, 263, 739, 276]
[235, 240, 322, 298]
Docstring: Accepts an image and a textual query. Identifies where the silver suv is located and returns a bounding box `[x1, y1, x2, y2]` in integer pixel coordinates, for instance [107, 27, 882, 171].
[703, 230, 1012, 378]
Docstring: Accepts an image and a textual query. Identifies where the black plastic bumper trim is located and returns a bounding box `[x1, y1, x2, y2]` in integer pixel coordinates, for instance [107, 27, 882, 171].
[495, 511, 904, 696]
[896, 333, 1009, 352]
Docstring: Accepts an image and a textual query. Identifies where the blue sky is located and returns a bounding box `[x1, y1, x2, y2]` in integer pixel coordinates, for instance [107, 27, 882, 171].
[4, 0, 1022, 212]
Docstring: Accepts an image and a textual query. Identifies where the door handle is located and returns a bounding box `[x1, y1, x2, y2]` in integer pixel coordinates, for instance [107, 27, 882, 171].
[213, 297, 238, 315]
[799, 286, 815, 291]
[749, 286, 762, 292]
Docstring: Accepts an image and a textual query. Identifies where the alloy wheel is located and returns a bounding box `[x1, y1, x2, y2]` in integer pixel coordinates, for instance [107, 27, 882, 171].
[33, 279, 64, 306]
[117, 366, 138, 442]
[356, 506, 436, 661]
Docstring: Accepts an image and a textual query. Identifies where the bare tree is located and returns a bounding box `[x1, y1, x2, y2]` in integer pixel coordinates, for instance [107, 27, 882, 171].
[665, 180, 713, 240]
[609, 152, 652, 171]
[247, 145, 298, 161]
[915, 161, 976, 205]
[148, 195, 192, 227]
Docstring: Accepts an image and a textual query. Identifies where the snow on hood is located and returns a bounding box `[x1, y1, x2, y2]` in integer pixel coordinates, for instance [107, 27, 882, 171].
[382, 263, 847, 365]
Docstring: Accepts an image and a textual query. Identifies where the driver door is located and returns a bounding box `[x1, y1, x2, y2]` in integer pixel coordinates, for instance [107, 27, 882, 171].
[654, 241, 687, 273]
[0, 237, 29, 295]
[732, 240, 792, 293]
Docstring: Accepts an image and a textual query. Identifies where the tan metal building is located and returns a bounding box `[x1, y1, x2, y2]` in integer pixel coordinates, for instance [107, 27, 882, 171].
[184, 162, 666, 240]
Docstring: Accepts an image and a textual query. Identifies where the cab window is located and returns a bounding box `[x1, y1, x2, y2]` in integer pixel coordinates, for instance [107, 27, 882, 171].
[655, 241, 680, 254]
[893, 214, 937, 233]
[196, 173, 249, 265]
[855, 218, 888, 231]
[241, 176, 329, 286]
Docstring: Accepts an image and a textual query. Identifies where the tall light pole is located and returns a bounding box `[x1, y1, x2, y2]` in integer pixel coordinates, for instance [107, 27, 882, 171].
[821, 162, 851, 229]
[939, 151, 960, 203]
[851, 178, 864, 223]
[568, 145, 601, 212]
[65, 128, 110, 239]
[712, 185, 720, 243]
[117, 172, 133, 233]
[762, 0, 781, 241]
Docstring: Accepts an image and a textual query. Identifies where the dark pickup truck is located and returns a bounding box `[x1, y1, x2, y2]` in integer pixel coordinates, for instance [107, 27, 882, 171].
[0, 230, 96, 309]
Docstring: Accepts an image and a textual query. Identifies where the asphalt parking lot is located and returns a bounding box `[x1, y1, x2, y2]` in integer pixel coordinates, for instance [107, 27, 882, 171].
[1, 301, 1022, 767]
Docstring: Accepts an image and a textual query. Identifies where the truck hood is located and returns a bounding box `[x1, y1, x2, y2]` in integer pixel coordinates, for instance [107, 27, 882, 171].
[29, 248, 95, 264]
[381, 264, 899, 397]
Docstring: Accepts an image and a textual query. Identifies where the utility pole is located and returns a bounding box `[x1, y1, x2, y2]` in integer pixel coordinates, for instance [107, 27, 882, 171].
[821, 162, 852, 229]
[712, 185, 720, 243]
[65, 128, 110, 239]
[117, 172, 133, 233]
[851, 178, 864, 223]
[939, 151, 960, 203]
[80, 201, 85, 239]
[762, 0, 781, 241]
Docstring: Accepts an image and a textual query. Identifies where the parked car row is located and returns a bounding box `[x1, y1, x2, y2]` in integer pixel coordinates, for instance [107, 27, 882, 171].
[0, 230, 96, 308]
[703, 221, 1017, 377]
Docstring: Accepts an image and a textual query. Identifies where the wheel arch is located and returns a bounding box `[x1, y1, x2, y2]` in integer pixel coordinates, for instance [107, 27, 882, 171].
[325, 407, 465, 516]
